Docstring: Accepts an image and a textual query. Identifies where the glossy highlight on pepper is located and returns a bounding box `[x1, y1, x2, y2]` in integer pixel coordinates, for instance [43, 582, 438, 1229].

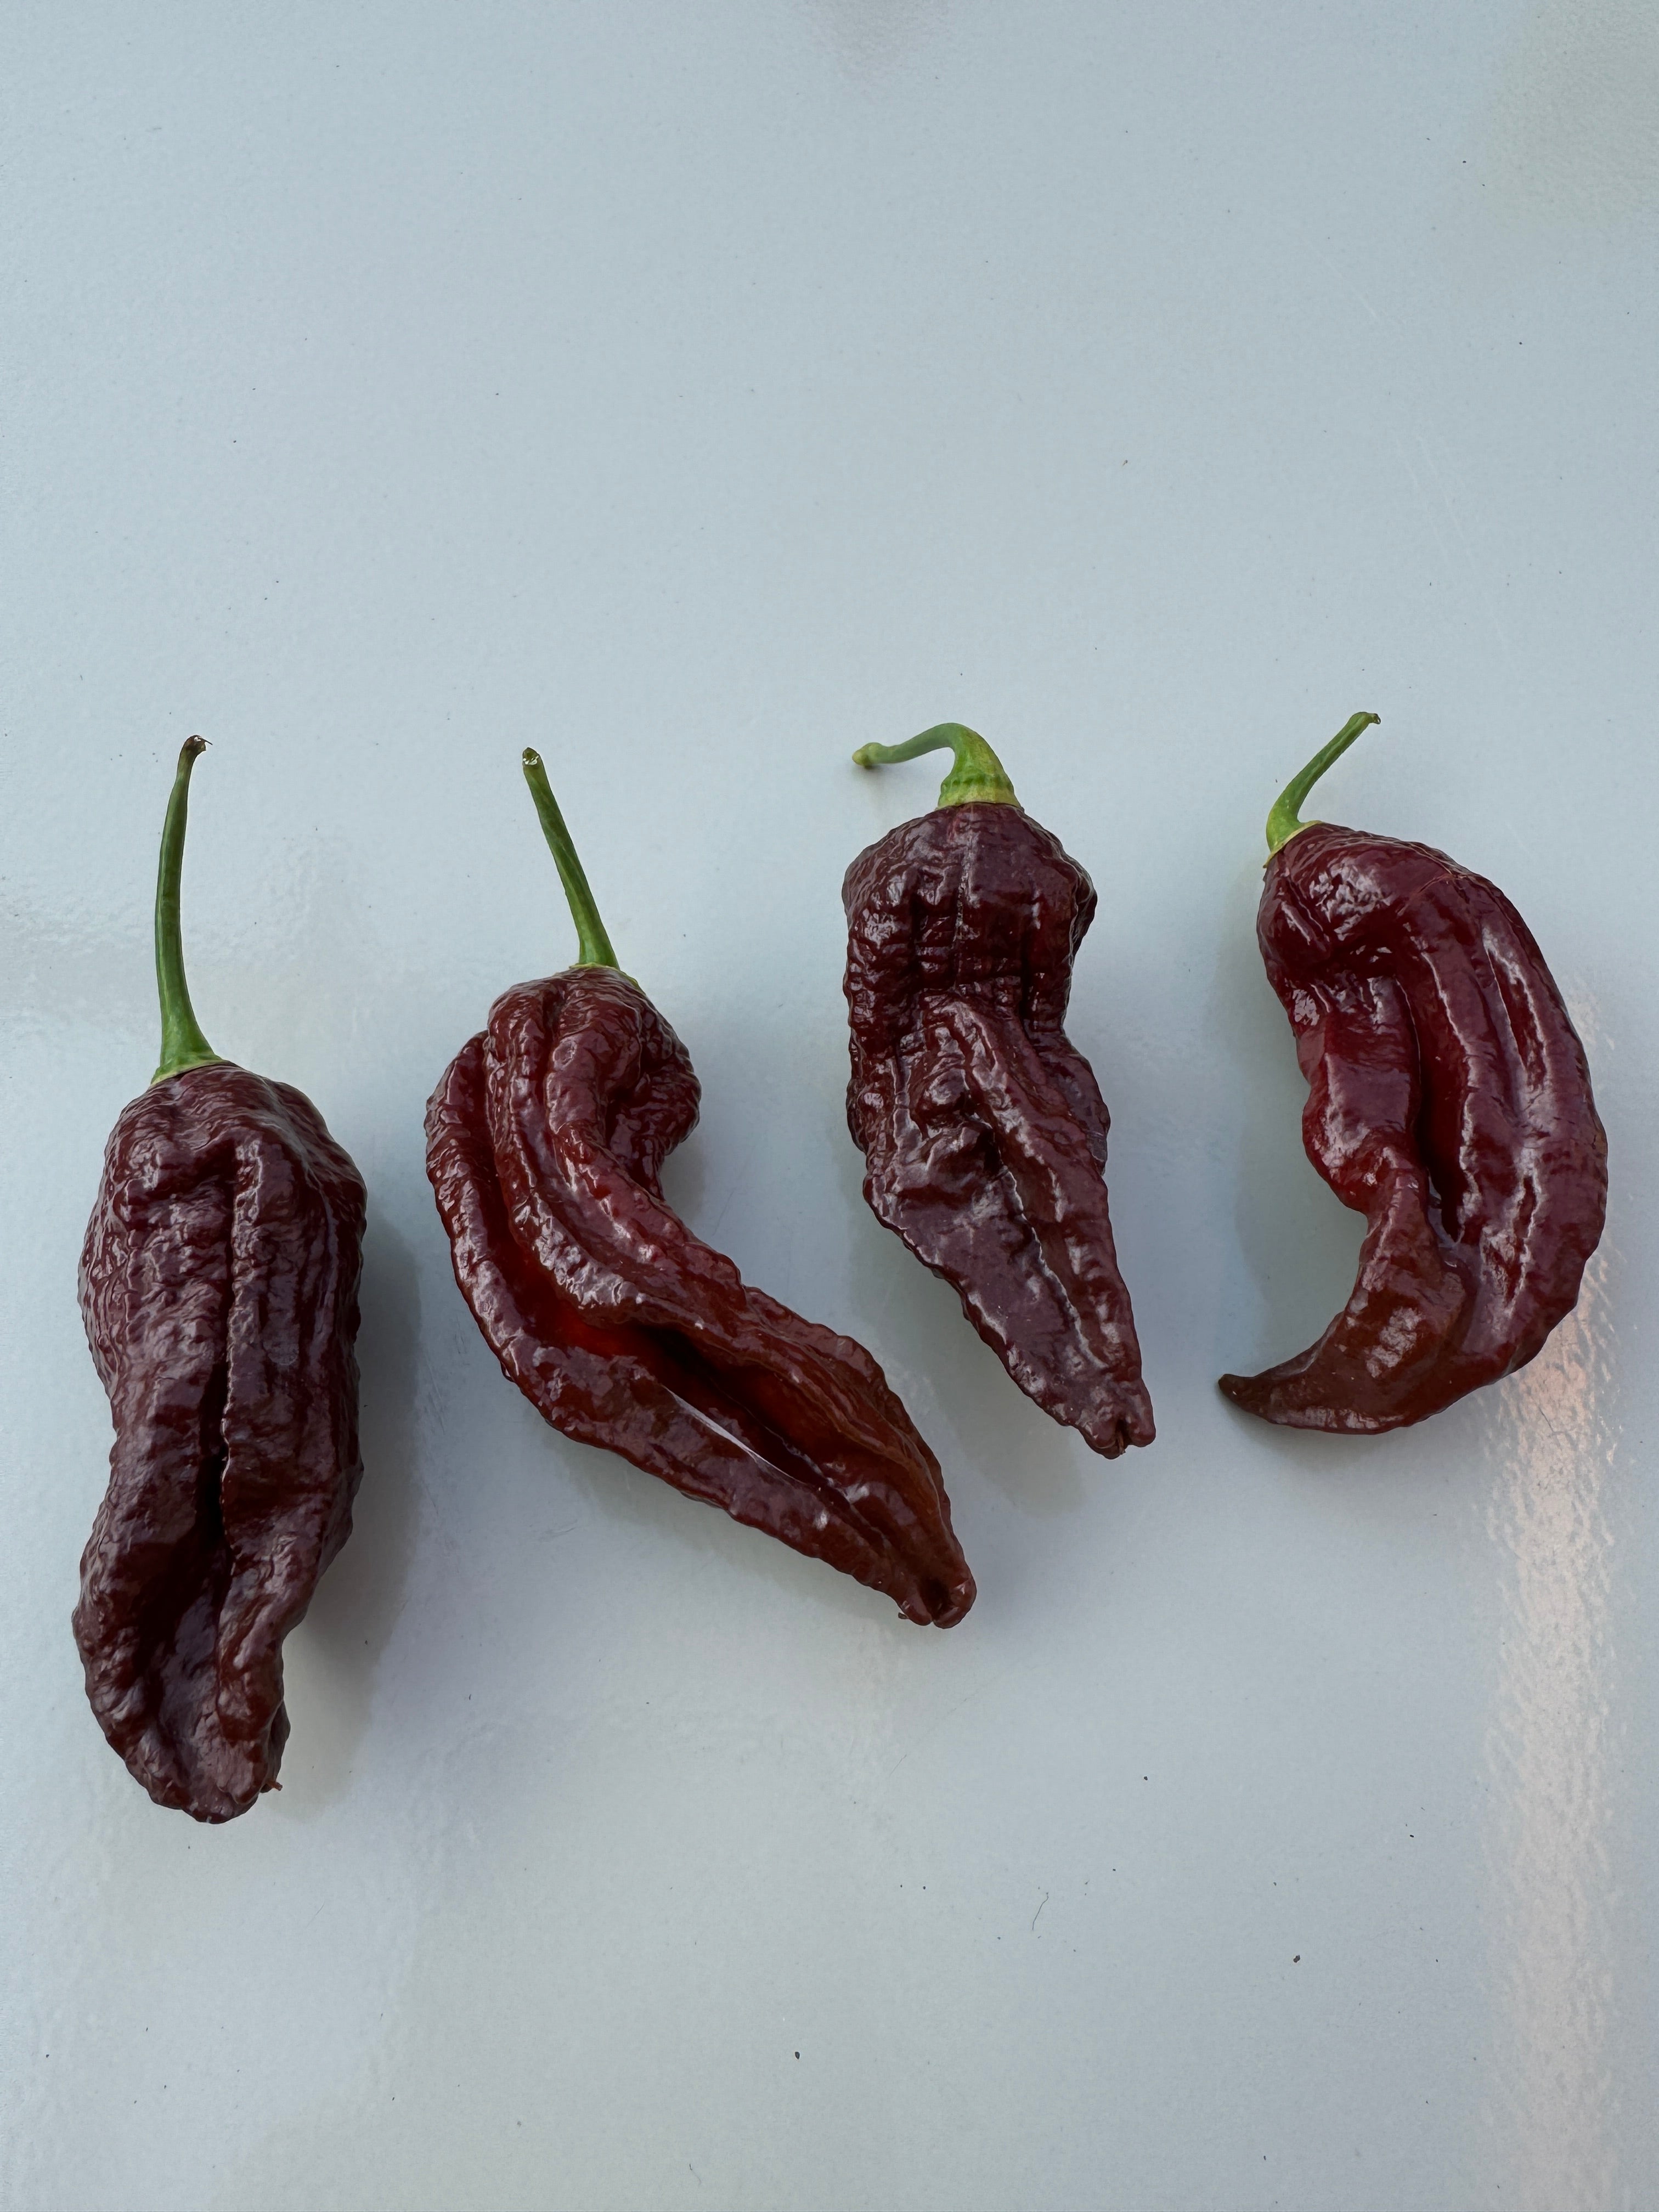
[425, 749, 974, 1626]
[843, 724, 1154, 1459]
[77, 739, 366, 1820]
[1218, 713, 1607, 1432]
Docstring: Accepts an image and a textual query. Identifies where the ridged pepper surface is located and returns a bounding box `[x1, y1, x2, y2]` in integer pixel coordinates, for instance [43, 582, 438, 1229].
[426, 752, 974, 1627]
[77, 741, 365, 1820]
[843, 725, 1154, 1460]
[1218, 713, 1607, 1432]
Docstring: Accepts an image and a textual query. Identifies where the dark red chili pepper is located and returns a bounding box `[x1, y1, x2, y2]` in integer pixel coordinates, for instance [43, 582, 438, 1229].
[1218, 713, 1607, 1433]
[425, 751, 974, 1627]
[77, 741, 366, 1820]
[842, 725, 1154, 1459]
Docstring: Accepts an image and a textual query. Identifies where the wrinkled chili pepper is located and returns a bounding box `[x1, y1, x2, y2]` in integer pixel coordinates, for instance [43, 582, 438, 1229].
[76, 740, 366, 1820]
[842, 724, 1154, 1459]
[1218, 712, 1607, 1433]
[425, 751, 974, 1627]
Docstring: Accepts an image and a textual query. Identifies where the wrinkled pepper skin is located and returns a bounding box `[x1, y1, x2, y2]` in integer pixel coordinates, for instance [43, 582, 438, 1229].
[78, 1063, 365, 1820]
[1218, 820, 1607, 1433]
[843, 800, 1154, 1459]
[427, 964, 975, 1627]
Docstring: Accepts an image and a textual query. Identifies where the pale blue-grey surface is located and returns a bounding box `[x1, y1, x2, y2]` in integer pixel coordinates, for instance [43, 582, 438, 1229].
[2, 4, 1655, 2207]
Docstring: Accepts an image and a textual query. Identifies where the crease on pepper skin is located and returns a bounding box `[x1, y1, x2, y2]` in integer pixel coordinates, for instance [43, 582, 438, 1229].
[425, 748, 974, 1628]
[1218, 712, 1607, 1433]
[843, 724, 1154, 1460]
[76, 740, 365, 1821]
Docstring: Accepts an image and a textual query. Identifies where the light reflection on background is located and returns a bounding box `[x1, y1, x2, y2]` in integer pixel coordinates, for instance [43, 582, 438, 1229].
[1480, 1250, 1627, 2210]
[802, 0, 951, 81]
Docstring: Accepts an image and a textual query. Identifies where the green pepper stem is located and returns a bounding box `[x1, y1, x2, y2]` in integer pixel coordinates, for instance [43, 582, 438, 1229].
[851, 723, 1019, 809]
[151, 737, 222, 1085]
[1265, 712, 1382, 856]
[522, 749, 619, 969]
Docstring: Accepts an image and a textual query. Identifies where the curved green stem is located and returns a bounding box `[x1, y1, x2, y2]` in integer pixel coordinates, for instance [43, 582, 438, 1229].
[1265, 712, 1381, 856]
[151, 737, 222, 1084]
[851, 722, 1019, 809]
[522, 749, 619, 969]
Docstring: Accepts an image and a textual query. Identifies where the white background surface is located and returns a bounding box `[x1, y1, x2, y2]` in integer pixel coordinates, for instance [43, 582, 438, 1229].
[2, 5, 1656, 2207]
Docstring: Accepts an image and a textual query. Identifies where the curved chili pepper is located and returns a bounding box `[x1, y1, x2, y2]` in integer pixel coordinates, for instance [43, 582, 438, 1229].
[843, 725, 1154, 1459]
[1218, 713, 1607, 1433]
[77, 741, 366, 1820]
[425, 752, 974, 1627]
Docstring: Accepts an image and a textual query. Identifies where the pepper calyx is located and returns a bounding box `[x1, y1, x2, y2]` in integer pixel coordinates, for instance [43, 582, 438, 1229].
[853, 723, 1019, 809]
[1265, 712, 1381, 857]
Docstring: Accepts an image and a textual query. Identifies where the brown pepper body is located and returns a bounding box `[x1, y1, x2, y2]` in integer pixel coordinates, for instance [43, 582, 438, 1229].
[1218, 822, 1607, 1431]
[426, 966, 974, 1626]
[77, 1062, 365, 1820]
[843, 803, 1153, 1459]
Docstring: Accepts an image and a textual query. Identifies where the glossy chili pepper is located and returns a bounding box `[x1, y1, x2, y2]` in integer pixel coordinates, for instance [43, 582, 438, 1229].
[77, 741, 366, 1820]
[842, 725, 1154, 1459]
[425, 751, 974, 1627]
[1218, 712, 1607, 1433]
